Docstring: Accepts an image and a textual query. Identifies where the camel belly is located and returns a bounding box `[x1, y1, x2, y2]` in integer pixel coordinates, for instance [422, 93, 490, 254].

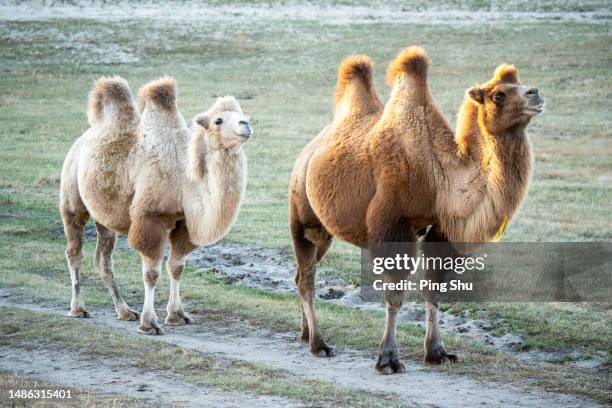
[79, 183, 133, 234]
[305, 150, 373, 246]
[77, 160, 134, 234]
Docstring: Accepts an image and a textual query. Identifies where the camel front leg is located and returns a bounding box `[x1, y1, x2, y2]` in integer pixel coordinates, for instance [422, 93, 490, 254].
[129, 216, 166, 335]
[424, 300, 457, 364]
[366, 199, 415, 374]
[165, 221, 197, 325]
[137, 256, 164, 335]
[165, 256, 194, 325]
[422, 225, 458, 364]
[376, 297, 406, 374]
[374, 264, 409, 374]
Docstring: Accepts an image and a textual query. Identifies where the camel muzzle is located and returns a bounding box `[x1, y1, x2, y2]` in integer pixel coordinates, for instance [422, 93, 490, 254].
[525, 92, 545, 114]
[237, 123, 253, 138]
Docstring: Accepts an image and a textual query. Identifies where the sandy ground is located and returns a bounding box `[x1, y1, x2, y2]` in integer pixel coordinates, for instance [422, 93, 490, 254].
[0, 344, 299, 407]
[0, 294, 604, 408]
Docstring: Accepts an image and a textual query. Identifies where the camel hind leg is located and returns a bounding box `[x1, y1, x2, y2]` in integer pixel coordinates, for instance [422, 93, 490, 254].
[94, 222, 139, 321]
[291, 217, 335, 357]
[61, 209, 90, 318]
[296, 227, 333, 343]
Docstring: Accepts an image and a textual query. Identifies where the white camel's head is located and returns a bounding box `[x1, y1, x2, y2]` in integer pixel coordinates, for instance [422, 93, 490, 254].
[194, 96, 252, 150]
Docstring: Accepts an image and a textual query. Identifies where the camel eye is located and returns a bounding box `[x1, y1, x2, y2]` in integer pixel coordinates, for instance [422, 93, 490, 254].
[214, 117, 223, 126]
[493, 92, 506, 103]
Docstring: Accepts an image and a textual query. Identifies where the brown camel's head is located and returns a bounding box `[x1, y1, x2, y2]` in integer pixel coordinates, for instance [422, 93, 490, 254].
[194, 96, 252, 150]
[467, 64, 545, 134]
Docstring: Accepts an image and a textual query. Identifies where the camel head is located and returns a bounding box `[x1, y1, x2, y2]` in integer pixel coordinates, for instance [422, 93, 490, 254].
[194, 96, 252, 150]
[467, 64, 545, 134]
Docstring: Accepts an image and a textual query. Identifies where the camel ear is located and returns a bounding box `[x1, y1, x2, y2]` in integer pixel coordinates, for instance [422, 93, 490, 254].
[494, 64, 519, 83]
[468, 86, 485, 104]
[194, 113, 210, 130]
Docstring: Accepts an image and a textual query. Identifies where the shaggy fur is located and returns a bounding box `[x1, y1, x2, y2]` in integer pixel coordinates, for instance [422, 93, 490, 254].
[289, 46, 544, 372]
[333, 55, 383, 119]
[138, 76, 177, 113]
[60, 76, 251, 334]
[87, 76, 137, 127]
[385, 45, 429, 86]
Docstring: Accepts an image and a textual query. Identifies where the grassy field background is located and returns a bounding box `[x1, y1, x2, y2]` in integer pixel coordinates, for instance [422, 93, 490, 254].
[0, 0, 611, 406]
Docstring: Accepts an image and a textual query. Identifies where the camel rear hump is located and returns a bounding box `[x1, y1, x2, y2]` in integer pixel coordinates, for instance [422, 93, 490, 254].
[87, 76, 138, 128]
[386, 46, 431, 105]
[333, 55, 383, 119]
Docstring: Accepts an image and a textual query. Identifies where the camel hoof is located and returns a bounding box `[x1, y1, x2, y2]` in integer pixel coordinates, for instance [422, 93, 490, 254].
[375, 352, 406, 375]
[137, 324, 165, 335]
[375, 360, 406, 375]
[68, 308, 91, 318]
[312, 348, 336, 358]
[117, 308, 139, 321]
[424, 347, 458, 365]
[165, 311, 194, 326]
[309, 341, 335, 357]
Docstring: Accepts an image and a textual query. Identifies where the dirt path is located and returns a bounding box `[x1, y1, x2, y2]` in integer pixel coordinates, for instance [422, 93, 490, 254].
[0, 344, 298, 408]
[0, 297, 603, 408]
[190, 242, 608, 368]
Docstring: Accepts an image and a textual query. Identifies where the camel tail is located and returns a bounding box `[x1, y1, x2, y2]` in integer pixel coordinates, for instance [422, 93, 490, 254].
[386, 46, 430, 89]
[138, 76, 177, 113]
[333, 55, 382, 116]
[87, 76, 136, 126]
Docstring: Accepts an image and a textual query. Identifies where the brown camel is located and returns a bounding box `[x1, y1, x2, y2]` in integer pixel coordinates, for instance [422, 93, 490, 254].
[289, 46, 544, 373]
[60, 76, 252, 334]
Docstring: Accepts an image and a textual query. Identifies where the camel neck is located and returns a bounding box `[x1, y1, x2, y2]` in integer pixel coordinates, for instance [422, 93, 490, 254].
[183, 145, 247, 246]
[439, 102, 533, 243]
[477, 113, 532, 194]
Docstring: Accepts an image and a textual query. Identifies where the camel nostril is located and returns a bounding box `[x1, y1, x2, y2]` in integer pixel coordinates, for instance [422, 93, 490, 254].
[527, 88, 539, 96]
[238, 121, 248, 126]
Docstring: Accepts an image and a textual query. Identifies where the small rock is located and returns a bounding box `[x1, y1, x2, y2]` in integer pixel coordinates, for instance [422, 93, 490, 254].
[319, 287, 345, 300]
[230, 258, 243, 266]
[482, 322, 495, 331]
[224, 274, 245, 284]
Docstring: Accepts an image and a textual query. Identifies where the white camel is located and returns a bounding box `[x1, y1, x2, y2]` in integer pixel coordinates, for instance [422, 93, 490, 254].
[60, 76, 252, 334]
